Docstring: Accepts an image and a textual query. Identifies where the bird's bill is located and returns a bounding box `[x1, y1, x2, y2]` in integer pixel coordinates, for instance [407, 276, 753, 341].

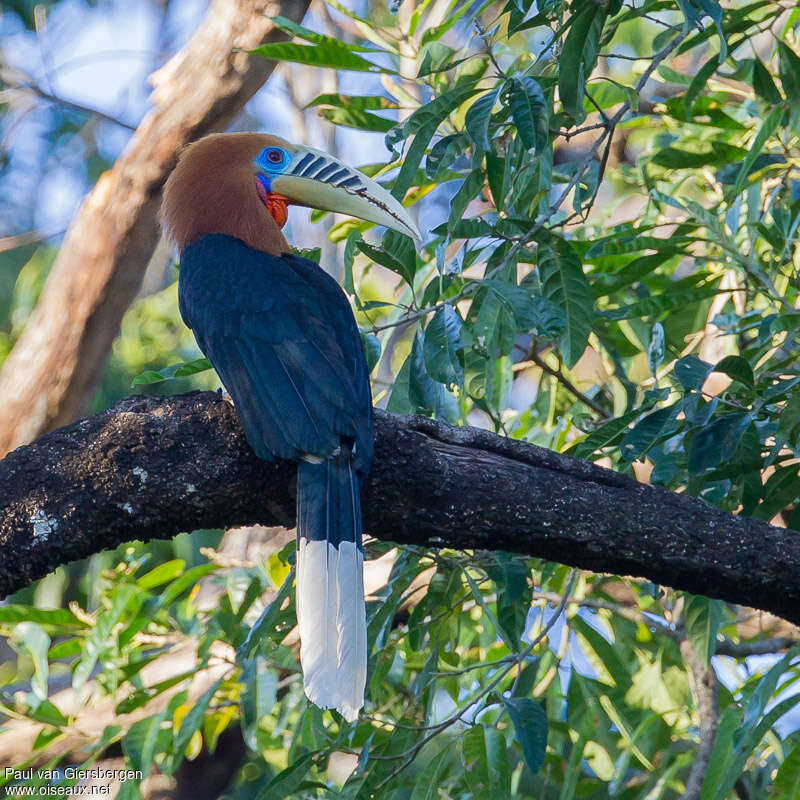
[270, 147, 422, 246]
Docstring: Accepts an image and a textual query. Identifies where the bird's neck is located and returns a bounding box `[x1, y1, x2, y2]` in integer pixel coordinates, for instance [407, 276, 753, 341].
[166, 170, 291, 257]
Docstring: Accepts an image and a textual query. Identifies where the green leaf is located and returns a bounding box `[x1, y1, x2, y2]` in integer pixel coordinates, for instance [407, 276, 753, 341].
[116, 669, 197, 715]
[131, 358, 212, 387]
[570, 615, 631, 690]
[684, 57, 720, 117]
[426, 133, 467, 179]
[592, 251, 683, 297]
[258, 751, 317, 800]
[487, 554, 532, 649]
[569, 408, 643, 459]
[486, 354, 514, 412]
[170, 679, 222, 773]
[465, 87, 501, 153]
[420, 0, 478, 44]
[158, 563, 218, 608]
[508, 77, 549, 152]
[537, 238, 593, 367]
[357, 240, 416, 286]
[462, 725, 511, 796]
[774, 742, 800, 798]
[778, 42, 800, 128]
[471, 285, 517, 358]
[751, 58, 781, 106]
[683, 594, 722, 665]
[137, 559, 185, 590]
[648, 322, 665, 376]
[674, 355, 712, 390]
[74, 583, 141, 690]
[131, 370, 167, 386]
[237, 570, 294, 660]
[269, 15, 375, 51]
[713, 355, 754, 388]
[501, 696, 548, 774]
[391, 84, 482, 199]
[388, 329, 450, 416]
[23, 697, 69, 727]
[317, 106, 395, 133]
[448, 169, 485, 233]
[688, 412, 752, 473]
[558, 0, 608, 122]
[124, 712, 169, 777]
[241, 659, 279, 751]
[0, 605, 86, 627]
[704, 647, 800, 800]
[305, 93, 397, 111]
[424, 306, 463, 386]
[651, 141, 748, 170]
[343, 230, 361, 294]
[361, 332, 381, 373]
[174, 359, 213, 377]
[729, 106, 783, 199]
[417, 41, 457, 76]
[463, 569, 514, 650]
[11, 622, 50, 700]
[33, 726, 62, 751]
[777, 392, 800, 442]
[250, 42, 386, 73]
[409, 748, 451, 800]
[620, 403, 681, 462]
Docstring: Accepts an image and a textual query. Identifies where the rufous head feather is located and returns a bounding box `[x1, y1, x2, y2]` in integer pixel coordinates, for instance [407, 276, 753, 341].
[161, 133, 291, 257]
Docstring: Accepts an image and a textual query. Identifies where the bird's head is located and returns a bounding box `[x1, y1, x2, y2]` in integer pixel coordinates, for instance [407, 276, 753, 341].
[161, 132, 421, 257]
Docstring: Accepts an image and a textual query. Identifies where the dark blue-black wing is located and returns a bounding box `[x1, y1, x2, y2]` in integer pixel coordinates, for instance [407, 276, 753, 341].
[178, 234, 373, 474]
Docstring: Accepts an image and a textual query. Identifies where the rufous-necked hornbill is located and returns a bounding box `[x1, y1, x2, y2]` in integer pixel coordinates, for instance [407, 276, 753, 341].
[160, 133, 420, 721]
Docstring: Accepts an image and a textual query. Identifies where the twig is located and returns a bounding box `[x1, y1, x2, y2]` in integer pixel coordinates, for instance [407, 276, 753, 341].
[522, 350, 610, 418]
[18, 82, 138, 131]
[584, 91, 609, 123]
[554, 122, 610, 140]
[475, 20, 507, 80]
[715, 636, 799, 658]
[641, 12, 682, 30]
[0, 226, 66, 254]
[581, 129, 614, 221]
[600, 52, 653, 61]
[679, 636, 719, 800]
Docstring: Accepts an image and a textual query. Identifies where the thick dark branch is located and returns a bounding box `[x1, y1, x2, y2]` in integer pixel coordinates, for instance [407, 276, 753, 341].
[1, 392, 798, 628]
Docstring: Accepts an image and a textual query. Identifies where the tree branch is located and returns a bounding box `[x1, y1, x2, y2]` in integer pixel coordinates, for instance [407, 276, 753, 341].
[1, 392, 799, 629]
[0, 0, 310, 457]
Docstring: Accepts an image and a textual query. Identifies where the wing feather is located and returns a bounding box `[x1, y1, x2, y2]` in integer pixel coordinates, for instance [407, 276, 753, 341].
[178, 234, 373, 468]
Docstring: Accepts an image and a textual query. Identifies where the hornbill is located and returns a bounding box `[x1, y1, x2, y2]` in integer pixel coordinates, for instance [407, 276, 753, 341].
[161, 133, 421, 721]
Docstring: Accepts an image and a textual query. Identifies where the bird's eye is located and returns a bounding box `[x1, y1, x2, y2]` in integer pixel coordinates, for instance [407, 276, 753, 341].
[258, 146, 288, 172]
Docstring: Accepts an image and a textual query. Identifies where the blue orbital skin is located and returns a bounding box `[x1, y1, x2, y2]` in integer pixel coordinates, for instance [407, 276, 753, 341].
[178, 233, 373, 549]
[253, 146, 290, 194]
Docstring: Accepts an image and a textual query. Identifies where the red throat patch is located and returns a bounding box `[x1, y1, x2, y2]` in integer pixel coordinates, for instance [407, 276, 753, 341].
[267, 194, 289, 228]
[254, 176, 289, 228]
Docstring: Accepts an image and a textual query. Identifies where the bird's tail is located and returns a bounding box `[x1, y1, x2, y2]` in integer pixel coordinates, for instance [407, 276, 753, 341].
[296, 449, 367, 722]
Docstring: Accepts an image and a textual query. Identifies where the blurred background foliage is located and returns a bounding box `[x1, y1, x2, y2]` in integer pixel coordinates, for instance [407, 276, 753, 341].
[1, 0, 800, 796]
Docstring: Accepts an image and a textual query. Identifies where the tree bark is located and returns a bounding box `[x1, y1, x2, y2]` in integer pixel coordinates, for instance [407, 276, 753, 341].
[0, 0, 309, 457]
[1, 392, 798, 627]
